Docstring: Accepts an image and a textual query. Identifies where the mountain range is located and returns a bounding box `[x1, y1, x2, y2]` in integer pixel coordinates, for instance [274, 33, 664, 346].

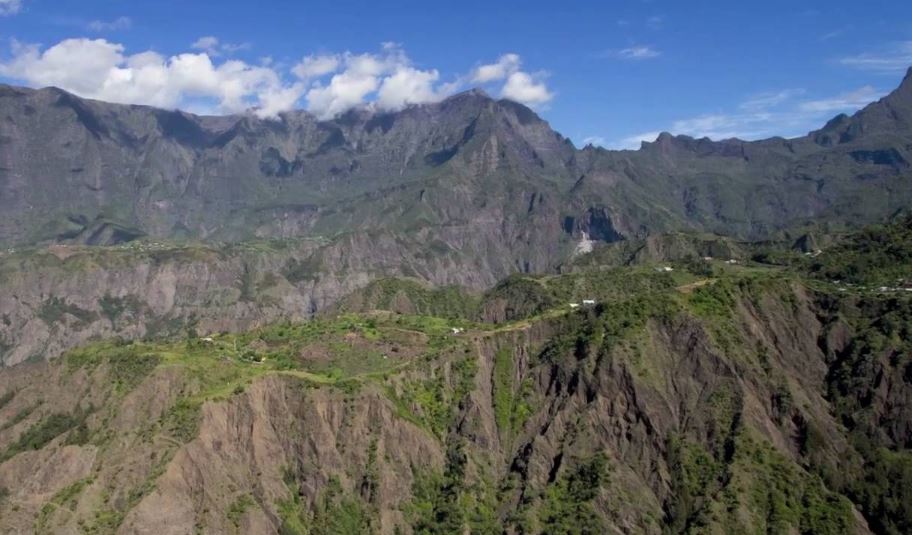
[3, 68, 911, 255]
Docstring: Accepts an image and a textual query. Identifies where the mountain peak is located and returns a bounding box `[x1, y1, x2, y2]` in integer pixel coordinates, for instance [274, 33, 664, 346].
[897, 66, 912, 95]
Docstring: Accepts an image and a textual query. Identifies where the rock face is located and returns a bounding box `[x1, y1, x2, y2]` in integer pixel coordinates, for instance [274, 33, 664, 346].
[0, 268, 908, 534]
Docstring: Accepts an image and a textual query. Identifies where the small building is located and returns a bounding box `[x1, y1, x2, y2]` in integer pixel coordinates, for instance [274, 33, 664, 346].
[569, 303, 580, 309]
[582, 299, 596, 306]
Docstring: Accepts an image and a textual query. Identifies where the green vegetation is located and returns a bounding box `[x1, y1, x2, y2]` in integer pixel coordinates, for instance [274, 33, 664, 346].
[809, 215, 912, 286]
[278, 472, 373, 535]
[161, 399, 201, 443]
[337, 277, 480, 319]
[666, 430, 854, 534]
[98, 293, 143, 323]
[818, 294, 912, 534]
[491, 347, 532, 441]
[492, 347, 514, 435]
[34, 477, 94, 532]
[847, 446, 912, 535]
[407, 440, 498, 534]
[38, 296, 97, 326]
[538, 454, 611, 534]
[387, 354, 476, 440]
[227, 494, 256, 529]
[67, 345, 161, 392]
[1, 412, 81, 462]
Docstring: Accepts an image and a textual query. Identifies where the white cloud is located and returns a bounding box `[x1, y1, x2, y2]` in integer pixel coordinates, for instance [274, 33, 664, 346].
[739, 89, 804, 111]
[472, 53, 521, 83]
[88, 16, 132, 32]
[470, 53, 553, 106]
[502, 71, 553, 105]
[302, 46, 450, 119]
[839, 41, 912, 73]
[609, 85, 886, 148]
[614, 46, 661, 60]
[0, 0, 21, 16]
[191, 36, 251, 57]
[0, 38, 300, 118]
[292, 54, 340, 79]
[191, 36, 219, 53]
[377, 66, 442, 110]
[798, 86, 881, 112]
[0, 38, 555, 119]
[256, 82, 306, 118]
[581, 136, 606, 147]
[306, 68, 381, 119]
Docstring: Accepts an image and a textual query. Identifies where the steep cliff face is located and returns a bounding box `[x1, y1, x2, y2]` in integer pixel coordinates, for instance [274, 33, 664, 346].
[1, 260, 908, 533]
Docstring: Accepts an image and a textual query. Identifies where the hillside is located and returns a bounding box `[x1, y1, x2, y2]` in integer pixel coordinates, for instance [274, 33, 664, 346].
[1, 223, 910, 534]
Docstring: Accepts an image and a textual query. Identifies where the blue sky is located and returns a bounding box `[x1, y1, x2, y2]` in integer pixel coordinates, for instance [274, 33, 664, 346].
[1, 0, 911, 148]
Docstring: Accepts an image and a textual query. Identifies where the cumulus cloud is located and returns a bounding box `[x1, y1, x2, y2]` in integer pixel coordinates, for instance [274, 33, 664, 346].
[377, 66, 442, 110]
[299, 45, 451, 119]
[472, 53, 521, 83]
[0, 38, 300, 117]
[88, 16, 132, 32]
[0, 38, 555, 119]
[470, 53, 553, 106]
[0, 0, 21, 16]
[292, 54, 340, 79]
[502, 71, 553, 105]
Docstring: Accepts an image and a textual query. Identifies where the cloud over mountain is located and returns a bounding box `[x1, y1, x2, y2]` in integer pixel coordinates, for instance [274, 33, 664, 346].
[0, 38, 554, 119]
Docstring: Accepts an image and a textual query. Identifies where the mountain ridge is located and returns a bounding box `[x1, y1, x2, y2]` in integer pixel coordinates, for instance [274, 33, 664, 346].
[2, 69, 911, 254]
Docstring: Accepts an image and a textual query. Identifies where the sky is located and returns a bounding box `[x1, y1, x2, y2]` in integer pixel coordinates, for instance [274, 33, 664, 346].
[0, 0, 911, 149]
